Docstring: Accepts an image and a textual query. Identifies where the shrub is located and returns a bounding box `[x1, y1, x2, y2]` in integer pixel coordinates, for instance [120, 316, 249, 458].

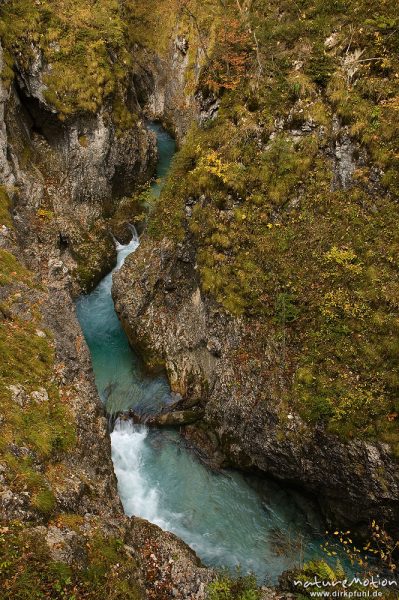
[207, 573, 260, 600]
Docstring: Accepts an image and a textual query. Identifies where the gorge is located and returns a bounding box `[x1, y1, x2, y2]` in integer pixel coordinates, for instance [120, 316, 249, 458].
[0, 0, 398, 598]
[76, 123, 328, 584]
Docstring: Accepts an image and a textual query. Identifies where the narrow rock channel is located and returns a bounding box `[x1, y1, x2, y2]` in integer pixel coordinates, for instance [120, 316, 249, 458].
[76, 123, 329, 584]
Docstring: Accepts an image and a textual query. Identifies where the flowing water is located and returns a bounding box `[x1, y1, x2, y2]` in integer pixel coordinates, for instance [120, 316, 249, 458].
[76, 122, 327, 584]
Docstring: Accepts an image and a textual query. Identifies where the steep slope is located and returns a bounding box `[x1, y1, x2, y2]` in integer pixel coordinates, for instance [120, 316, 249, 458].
[113, 0, 399, 534]
[0, 3, 214, 596]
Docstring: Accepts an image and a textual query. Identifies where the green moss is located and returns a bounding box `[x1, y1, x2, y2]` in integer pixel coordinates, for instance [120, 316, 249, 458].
[0, 524, 144, 599]
[36, 208, 54, 220]
[0, 317, 52, 385]
[0, 249, 33, 287]
[0, 186, 12, 227]
[0, 0, 134, 123]
[78, 134, 89, 147]
[275, 293, 300, 324]
[82, 534, 143, 599]
[54, 513, 85, 531]
[0, 48, 15, 89]
[31, 488, 56, 515]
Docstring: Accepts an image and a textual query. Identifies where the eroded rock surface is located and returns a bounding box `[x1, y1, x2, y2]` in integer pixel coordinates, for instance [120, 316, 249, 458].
[113, 232, 399, 536]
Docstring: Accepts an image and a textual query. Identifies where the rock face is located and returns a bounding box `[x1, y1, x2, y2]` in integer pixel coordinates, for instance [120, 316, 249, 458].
[132, 37, 219, 142]
[0, 41, 214, 598]
[132, 43, 199, 141]
[0, 47, 15, 187]
[122, 407, 205, 427]
[6, 49, 157, 293]
[113, 233, 399, 536]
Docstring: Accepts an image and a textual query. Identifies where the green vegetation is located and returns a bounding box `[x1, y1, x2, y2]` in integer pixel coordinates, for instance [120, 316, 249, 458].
[293, 558, 347, 594]
[292, 559, 398, 599]
[0, 242, 76, 515]
[292, 523, 399, 598]
[0, 523, 143, 599]
[146, 0, 399, 444]
[207, 572, 260, 600]
[0, 0, 133, 122]
[0, 186, 12, 227]
[124, 0, 220, 58]
[83, 533, 142, 599]
[0, 249, 33, 286]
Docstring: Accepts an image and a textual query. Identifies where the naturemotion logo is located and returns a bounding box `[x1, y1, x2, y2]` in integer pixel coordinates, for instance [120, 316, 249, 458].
[293, 575, 398, 598]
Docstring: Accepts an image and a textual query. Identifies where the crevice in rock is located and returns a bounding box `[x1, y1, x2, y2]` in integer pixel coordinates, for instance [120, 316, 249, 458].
[14, 77, 65, 146]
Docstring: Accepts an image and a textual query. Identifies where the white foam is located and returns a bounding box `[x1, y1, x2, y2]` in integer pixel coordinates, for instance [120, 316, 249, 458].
[115, 234, 139, 272]
[111, 419, 169, 529]
[110, 420, 254, 570]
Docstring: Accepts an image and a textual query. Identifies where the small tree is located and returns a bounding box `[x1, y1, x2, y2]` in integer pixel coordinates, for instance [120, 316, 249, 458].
[203, 17, 252, 93]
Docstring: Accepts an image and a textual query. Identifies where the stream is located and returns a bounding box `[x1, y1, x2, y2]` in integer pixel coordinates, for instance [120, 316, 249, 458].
[76, 122, 326, 585]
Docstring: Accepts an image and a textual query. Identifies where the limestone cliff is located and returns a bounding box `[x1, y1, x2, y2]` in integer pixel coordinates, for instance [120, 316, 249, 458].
[0, 39, 214, 598]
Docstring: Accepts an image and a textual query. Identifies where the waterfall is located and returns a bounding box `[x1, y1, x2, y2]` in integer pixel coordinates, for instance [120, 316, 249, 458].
[113, 225, 139, 272]
[128, 223, 139, 242]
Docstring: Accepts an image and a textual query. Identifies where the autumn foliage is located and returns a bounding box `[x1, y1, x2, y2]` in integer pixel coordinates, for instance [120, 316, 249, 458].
[203, 17, 252, 92]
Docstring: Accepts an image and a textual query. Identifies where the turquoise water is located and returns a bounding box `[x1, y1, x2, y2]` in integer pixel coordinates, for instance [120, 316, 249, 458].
[75, 123, 175, 416]
[76, 122, 326, 584]
[75, 231, 172, 415]
[149, 122, 177, 198]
